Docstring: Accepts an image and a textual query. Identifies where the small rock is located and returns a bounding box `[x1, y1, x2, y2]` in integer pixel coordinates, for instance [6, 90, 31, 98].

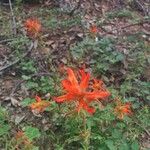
[77, 33, 84, 38]
[45, 93, 51, 99]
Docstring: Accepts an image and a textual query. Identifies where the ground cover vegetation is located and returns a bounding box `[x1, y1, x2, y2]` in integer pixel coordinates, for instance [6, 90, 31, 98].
[0, 0, 150, 149]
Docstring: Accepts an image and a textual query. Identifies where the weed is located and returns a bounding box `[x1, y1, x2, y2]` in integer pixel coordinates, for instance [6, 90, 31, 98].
[107, 9, 134, 19]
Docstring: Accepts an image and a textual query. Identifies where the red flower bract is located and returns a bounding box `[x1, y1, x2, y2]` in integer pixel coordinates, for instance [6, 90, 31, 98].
[92, 79, 104, 91]
[29, 96, 50, 113]
[90, 25, 98, 34]
[24, 18, 41, 38]
[114, 99, 132, 119]
[54, 68, 110, 114]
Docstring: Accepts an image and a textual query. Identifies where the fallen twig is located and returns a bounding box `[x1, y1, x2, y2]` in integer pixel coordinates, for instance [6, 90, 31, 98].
[119, 19, 149, 30]
[101, 19, 149, 36]
[0, 39, 13, 44]
[133, 0, 148, 16]
[0, 42, 34, 73]
[9, 0, 17, 35]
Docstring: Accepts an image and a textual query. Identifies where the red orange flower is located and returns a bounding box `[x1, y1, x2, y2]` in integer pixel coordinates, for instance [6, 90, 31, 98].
[54, 68, 110, 114]
[24, 18, 41, 38]
[90, 25, 98, 35]
[29, 96, 50, 112]
[92, 79, 104, 91]
[114, 99, 132, 119]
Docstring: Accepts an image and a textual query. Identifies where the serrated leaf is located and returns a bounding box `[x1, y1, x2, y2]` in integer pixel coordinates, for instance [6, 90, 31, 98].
[22, 75, 31, 80]
[131, 140, 139, 150]
[26, 81, 38, 89]
[65, 136, 80, 145]
[119, 141, 130, 150]
[24, 126, 41, 141]
[105, 140, 116, 150]
[21, 98, 35, 107]
[0, 107, 7, 120]
[0, 124, 11, 136]
[116, 53, 124, 61]
[32, 146, 39, 150]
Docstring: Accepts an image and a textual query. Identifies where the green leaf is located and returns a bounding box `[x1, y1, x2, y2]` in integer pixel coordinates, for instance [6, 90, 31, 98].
[105, 140, 116, 150]
[22, 75, 31, 80]
[32, 146, 39, 150]
[21, 98, 35, 107]
[26, 81, 38, 89]
[131, 140, 139, 150]
[0, 124, 11, 136]
[119, 140, 130, 150]
[111, 129, 122, 139]
[65, 136, 80, 145]
[0, 107, 7, 121]
[116, 53, 124, 61]
[24, 126, 41, 141]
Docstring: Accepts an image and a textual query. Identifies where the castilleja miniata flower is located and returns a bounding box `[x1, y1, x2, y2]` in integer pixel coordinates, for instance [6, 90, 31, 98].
[89, 25, 98, 35]
[114, 99, 132, 119]
[92, 79, 104, 91]
[54, 68, 110, 114]
[29, 96, 50, 112]
[24, 18, 41, 38]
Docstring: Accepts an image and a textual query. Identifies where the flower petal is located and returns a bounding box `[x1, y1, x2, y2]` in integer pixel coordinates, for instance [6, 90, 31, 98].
[79, 70, 90, 90]
[79, 69, 87, 80]
[62, 79, 79, 93]
[85, 91, 110, 101]
[77, 99, 95, 115]
[67, 68, 78, 86]
[35, 96, 41, 102]
[54, 93, 74, 103]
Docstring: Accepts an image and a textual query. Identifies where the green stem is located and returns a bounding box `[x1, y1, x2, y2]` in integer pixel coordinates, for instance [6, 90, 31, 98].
[81, 112, 90, 150]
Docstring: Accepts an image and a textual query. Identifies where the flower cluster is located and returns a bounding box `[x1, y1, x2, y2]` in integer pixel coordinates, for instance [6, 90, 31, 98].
[90, 25, 98, 35]
[28, 67, 133, 120]
[24, 18, 41, 38]
[114, 99, 132, 119]
[23, 18, 133, 119]
[54, 68, 110, 114]
[29, 96, 50, 112]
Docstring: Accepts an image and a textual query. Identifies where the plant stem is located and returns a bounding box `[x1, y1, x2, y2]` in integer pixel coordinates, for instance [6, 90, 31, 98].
[81, 112, 90, 150]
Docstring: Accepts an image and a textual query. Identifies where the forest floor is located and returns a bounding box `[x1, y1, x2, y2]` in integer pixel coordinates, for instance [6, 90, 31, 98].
[0, 1, 150, 150]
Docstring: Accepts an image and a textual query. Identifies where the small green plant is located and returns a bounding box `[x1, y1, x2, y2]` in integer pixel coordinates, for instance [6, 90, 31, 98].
[0, 106, 11, 137]
[20, 60, 37, 74]
[107, 9, 134, 19]
[25, 76, 57, 94]
[71, 37, 124, 75]
[0, 3, 149, 150]
[12, 126, 40, 150]
[23, 126, 41, 141]
[8, 36, 29, 51]
[44, 15, 81, 30]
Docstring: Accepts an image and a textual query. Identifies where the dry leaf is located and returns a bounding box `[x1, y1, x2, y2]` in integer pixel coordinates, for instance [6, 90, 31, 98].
[10, 97, 20, 107]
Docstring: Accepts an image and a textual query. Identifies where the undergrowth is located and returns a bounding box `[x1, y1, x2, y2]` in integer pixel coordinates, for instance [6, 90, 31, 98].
[0, 4, 149, 150]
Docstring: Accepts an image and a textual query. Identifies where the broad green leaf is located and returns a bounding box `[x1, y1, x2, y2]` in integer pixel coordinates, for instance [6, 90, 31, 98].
[24, 126, 41, 141]
[22, 75, 31, 80]
[119, 141, 130, 150]
[0, 124, 11, 136]
[105, 140, 116, 150]
[131, 140, 139, 150]
[21, 98, 35, 107]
